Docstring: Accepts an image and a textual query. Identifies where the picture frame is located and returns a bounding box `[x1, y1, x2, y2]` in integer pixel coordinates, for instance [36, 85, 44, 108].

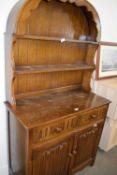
[96, 42, 117, 80]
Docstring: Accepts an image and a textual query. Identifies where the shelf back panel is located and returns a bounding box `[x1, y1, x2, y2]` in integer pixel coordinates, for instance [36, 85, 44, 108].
[9, 0, 100, 104]
[14, 39, 88, 66]
[14, 70, 84, 95]
[25, 0, 89, 38]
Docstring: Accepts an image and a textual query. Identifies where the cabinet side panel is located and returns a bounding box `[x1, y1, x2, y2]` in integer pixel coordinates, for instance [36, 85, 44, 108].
[8, 112, 28, 175]
[5, 35, 14, 104]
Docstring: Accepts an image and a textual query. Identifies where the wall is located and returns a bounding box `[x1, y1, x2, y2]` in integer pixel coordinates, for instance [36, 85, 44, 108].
[88, 0, 117, 42]
[0, 0, 117, 174]
[0, 1, 21, 174]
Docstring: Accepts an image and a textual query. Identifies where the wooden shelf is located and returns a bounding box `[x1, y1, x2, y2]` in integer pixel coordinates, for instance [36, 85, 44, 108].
[15, 85, 82, 100]
[14, 34, 99, 45]
[15, 64, 95, 74]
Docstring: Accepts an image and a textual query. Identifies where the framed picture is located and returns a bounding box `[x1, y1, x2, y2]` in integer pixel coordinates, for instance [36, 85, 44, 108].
[96, 42, 117, 80]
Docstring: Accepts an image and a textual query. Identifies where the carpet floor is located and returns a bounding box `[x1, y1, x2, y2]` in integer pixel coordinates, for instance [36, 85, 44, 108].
[75, 146, 117, 175]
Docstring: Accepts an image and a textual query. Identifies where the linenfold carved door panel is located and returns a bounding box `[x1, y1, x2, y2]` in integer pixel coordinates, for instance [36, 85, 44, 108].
[32, 136, 74, 175]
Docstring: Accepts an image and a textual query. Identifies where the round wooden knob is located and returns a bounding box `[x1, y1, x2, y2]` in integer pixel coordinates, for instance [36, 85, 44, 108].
[92, 130, 95, 134]
[59, 145, 64, 149]
[73, 150, 77, 155]
[83, 134, 87, 138]
[46, 151, 50, 155]
[93, 123, 98, 128]
[74, 108, 79, 112]
[69, 153, 73, 158]
[56, 127, 62, 132]
[91, 114, 97, 119]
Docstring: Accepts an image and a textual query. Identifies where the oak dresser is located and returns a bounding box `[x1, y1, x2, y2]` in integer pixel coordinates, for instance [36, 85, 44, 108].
[5, 0, 110, 174]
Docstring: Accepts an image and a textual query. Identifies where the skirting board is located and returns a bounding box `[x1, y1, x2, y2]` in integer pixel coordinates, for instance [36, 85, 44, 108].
[0, 165, 8, 175]
[99, 118, 117, 152]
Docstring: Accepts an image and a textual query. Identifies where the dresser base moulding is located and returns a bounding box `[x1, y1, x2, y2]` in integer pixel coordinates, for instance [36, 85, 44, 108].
[7, 157, 97, 175]
[71, 158, 93, 174]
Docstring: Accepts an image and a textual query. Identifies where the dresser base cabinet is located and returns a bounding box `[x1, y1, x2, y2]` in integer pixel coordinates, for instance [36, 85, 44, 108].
[7, 102, 109, 175]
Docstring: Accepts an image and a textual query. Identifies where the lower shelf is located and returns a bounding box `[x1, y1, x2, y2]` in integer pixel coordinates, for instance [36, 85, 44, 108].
[15, 64, 95, 74]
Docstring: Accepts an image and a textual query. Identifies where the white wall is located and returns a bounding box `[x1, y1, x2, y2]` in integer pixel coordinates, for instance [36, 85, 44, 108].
[0, 0, 117, 175]
[0, 1, 20, 174]
[88, 0, 117, 42]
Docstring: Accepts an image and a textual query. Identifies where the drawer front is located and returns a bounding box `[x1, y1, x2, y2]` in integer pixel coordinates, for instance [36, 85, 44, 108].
[31, 106, 108, 144]
[99, 105, 108, 119]
[31, 114, 81, 144]
[79, 105, 108, 127]
[79, 109, 99, 127]
[49, 121, 65, 136]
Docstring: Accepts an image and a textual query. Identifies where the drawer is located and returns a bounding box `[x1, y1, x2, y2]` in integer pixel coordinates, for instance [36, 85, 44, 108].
[48, 121, 65, 136]
[31, 115, 80, 144]
[31, 121, 66, 144]
[31, 106, 108, 144]
[79, 106, 108, 127]
[79, 109, 99, 127]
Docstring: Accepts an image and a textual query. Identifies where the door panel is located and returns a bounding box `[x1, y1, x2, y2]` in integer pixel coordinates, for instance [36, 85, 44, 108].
[32, 136, 73, 175]
[71, 123, 103, 171]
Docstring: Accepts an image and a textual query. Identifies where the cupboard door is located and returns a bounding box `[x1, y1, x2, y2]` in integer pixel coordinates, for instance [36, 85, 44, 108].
[71, 123, 103, 172]
[32, 136, 73, 175]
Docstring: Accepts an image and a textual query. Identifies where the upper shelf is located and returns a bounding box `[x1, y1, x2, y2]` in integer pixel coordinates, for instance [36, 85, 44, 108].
[14, 34, 99, 45]
[15, 64, 95, 74]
